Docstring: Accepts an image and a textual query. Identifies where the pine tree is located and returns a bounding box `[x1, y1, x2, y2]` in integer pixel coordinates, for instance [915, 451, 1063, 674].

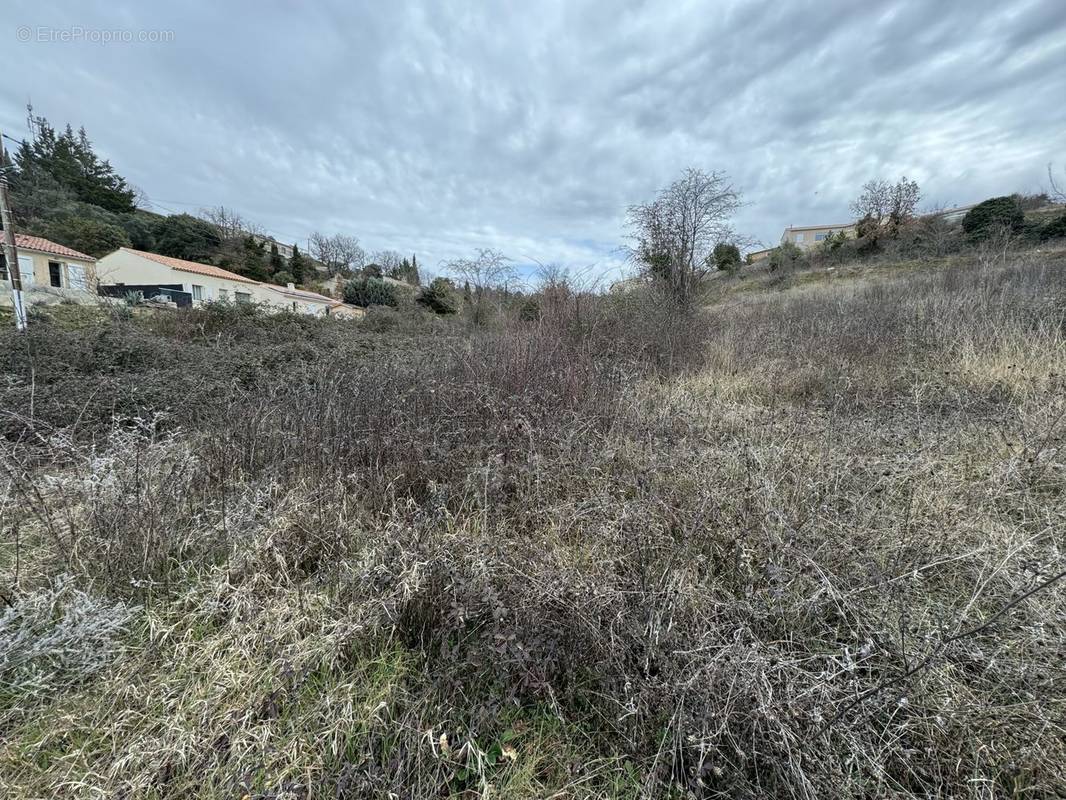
[16, 113, 136, 213]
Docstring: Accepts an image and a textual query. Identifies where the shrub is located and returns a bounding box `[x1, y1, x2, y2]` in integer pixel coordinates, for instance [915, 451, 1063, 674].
[151, 213, 222, 261]
[416, 277, 460, 315]
[1040, 212, 1066, 241]
[38, 216, 130, 258]
[0, 577, 137, 698]
[963, 196, 1025, 240]
[768, 240, 804, 272]
[3, 256, 1065, 797]
[712, 242, 742, 272]
[517, 297, 541, 321]
[344, 275, 401, 308]
[272, 270, 295, 286]
[890, 216, 963, 259]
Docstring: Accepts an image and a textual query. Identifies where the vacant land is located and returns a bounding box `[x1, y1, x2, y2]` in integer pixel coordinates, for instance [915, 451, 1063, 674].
[1, 252, 1064, 798]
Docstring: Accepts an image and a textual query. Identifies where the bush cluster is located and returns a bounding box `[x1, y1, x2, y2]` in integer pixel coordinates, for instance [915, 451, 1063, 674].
[1, 259, 1064, 797]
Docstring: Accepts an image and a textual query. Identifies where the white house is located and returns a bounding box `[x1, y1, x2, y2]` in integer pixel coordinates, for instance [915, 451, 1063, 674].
[97, 248, 277, 305]
[96, 248, 363, 317]
[260, 281, 348, 316]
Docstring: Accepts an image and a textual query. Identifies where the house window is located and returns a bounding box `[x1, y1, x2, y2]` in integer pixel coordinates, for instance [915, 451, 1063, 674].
[0, 254, 7, 281]
[815, 233, 827, 241]
[191, 284, 205, 301]
[794, 233, 804, 242]
[218, 288, 229, 301]
[49, 261, 63, 287]
[235, 291, 252, 303]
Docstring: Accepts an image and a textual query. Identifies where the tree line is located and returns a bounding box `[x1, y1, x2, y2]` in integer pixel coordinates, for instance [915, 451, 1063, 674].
[2, 109, 428, 293]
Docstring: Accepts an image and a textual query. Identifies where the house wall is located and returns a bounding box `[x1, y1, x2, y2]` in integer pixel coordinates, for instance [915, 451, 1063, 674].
[257, 285, 335, 316]
[96, 250, 274, 305]
[5, 249, 97, 289]
[781, 225, 857, 249]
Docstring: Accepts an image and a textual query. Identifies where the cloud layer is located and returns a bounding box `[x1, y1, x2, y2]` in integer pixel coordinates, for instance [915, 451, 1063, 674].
[4, 0, 1065, 280]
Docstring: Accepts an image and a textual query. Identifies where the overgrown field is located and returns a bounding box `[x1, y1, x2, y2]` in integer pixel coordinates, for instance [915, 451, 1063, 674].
[1, 255, 1064, 798]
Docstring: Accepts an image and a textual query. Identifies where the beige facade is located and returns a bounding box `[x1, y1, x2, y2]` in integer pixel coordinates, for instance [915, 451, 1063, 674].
[97, 248, 273, 305]
[781, 223, 857, 250]
[2, 235, 97, 290]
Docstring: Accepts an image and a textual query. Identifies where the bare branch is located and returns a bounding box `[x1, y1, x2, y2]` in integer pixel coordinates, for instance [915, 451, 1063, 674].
[819, 565, 1066, 733]
[309, 232, 366, 276]
[626, 168, 742, 303]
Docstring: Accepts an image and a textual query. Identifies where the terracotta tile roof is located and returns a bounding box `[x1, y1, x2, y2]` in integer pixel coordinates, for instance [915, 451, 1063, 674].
[14, 234, 96, 261]
[121, 248, 260, 284]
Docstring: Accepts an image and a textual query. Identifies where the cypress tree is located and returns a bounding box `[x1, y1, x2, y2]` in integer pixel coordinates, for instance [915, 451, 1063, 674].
[269, 242, 286, 275]
[289, 244, 307, 284]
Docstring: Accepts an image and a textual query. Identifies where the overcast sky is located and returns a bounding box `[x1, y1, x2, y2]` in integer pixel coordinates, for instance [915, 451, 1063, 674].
[4, 0, 1065, 279]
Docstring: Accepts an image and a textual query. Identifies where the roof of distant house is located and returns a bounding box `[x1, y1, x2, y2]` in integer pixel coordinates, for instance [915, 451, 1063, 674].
[927, 203, 977, 217]
[119, 248, 260, 284]
[783, 223, 856, 232]
[264, 283, 336, 303]
[14, 234, 96, 261]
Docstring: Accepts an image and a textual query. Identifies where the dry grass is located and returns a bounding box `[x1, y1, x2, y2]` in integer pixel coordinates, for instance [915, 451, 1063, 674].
[0, 253, 1064, 798]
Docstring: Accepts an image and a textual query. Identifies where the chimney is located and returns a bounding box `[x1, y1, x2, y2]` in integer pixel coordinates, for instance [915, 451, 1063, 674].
[287, 282, 295, 290]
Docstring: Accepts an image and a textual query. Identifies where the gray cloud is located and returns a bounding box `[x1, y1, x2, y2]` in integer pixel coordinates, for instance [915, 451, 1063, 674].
[3, 0, 1064, 279]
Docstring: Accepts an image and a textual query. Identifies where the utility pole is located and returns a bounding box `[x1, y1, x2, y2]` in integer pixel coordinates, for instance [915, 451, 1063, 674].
[0, 130, 27, 331]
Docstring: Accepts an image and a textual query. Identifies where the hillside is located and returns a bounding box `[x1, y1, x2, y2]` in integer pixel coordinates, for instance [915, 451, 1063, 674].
[1, 251, 1064, 798]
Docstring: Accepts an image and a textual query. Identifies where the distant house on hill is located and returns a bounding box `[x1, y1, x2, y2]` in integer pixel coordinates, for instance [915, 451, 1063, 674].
[780, 222, 857, 249]
[95, 248, 361, 318]
[926, 203, 977, 223]
[250, 234, 295, 260]
[746, 246, 773, 263]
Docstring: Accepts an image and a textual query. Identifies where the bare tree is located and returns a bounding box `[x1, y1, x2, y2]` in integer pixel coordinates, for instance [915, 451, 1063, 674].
[131, 184, 151, 210]
[200, 206, 263, 240]
[309, 232, 366, 276]
[370, 250, 403, 274]
[626, 168, 742, 304]
[444, 248, 515, 323]
[1049, 163, 1066, 204]
[850, 176, 921, 230]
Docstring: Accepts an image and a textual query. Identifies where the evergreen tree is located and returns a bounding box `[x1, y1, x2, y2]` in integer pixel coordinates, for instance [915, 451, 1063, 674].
[287, 244, 307, 284]
[416, 277, 459, 314]
[344, 276, 401, 307]
[269, 242, 285, 275]
[152, 214, 222, 261]
[38, 217, 129, 258]
[234, 236, 269, 281]
[14, 113, 136, 213]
